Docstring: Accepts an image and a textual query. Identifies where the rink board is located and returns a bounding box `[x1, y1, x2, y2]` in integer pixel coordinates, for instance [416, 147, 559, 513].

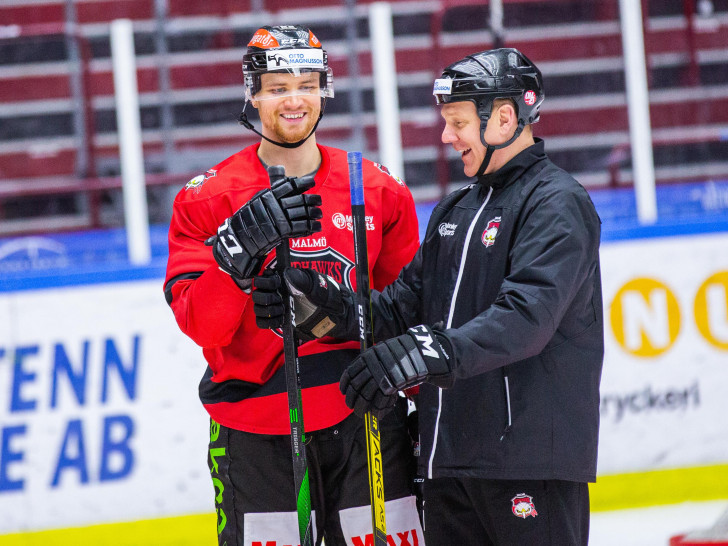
[598, 231, 728, 475]
[0, 279, 212, 535]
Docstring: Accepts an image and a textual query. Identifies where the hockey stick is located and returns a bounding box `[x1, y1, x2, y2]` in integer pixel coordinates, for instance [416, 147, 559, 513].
[269, 165, 314, 546]
[348, 152, 387, 546]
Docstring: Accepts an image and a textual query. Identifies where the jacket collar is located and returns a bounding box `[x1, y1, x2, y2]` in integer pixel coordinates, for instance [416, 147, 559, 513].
[476, 138, 546, 190]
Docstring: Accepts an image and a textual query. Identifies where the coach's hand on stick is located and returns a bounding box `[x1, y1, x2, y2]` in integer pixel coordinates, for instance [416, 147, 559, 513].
[340, 325, 455, 418]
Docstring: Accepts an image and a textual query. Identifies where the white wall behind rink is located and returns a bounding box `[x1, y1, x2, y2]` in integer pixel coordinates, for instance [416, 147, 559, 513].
[599, 231, 728, 474]
[1, 231, 728, 533]
[0, 280, 211, 533]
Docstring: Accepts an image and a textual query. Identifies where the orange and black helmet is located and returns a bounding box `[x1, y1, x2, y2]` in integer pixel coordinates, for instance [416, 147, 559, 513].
[242, 25, 333, 101]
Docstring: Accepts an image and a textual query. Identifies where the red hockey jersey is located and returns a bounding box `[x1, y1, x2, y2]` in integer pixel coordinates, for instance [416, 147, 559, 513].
[165, 143, 419, 434]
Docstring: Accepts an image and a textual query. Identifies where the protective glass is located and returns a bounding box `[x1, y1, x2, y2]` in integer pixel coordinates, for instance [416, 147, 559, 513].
[245, 48, 334, 101]
[247, 67, 334, 102]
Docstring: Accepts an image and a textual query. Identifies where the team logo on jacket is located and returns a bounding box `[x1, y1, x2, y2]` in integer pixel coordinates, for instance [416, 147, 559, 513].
[511, 493, 538, 519]
[482, 216, 501, 247]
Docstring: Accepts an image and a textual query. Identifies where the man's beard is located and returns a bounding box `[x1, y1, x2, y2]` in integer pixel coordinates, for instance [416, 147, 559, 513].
[268, 107, 319, 143]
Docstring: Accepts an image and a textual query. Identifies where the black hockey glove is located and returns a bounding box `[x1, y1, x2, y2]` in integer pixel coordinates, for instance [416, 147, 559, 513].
[252, 267, 354, 342]
[205, 172, 322, 288]
[340, 325, 455, 418]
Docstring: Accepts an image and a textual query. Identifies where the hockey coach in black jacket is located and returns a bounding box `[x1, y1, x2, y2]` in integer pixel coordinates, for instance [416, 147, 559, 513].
[252, 48, 604, 546]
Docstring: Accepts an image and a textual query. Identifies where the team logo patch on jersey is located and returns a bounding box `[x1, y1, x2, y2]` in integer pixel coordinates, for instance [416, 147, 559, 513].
[438, 222, 457, 237]
[184, 169, 216, 193]
[511, 493, 538, 519]
[185, 175, 204, 191]
[290, 247, 355, 291]
[482, 216, 501, 247]
[374, 163, 405, 186]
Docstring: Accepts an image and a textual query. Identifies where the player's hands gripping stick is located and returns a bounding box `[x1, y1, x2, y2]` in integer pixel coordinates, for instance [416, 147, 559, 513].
[206, 175, 322, 287]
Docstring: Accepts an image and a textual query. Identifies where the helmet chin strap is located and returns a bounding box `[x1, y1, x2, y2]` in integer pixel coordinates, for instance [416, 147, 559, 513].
[475, 117, 525, 178]
[238, 98, 327, 149]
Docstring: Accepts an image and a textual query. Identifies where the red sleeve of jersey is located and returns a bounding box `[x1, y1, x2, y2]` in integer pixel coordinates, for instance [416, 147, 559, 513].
[168, 267, 249, 348]
[164, 157, 266, 348]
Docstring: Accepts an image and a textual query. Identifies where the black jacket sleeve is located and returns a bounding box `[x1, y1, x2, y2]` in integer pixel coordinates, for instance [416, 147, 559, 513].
[366, 185, 470, 341]
[367, 246, 425, 340]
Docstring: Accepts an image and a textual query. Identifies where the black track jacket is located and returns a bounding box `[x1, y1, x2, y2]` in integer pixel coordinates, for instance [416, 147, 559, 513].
[370, 139, 604, 482]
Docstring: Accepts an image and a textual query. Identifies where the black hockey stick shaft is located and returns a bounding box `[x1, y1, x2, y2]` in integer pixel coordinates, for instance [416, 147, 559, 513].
[269, 165, 314, 546]
[348, 152, 387, 546]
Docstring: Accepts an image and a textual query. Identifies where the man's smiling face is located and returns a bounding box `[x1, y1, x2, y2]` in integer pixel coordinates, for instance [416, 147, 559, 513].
[253, 71, 322, 143]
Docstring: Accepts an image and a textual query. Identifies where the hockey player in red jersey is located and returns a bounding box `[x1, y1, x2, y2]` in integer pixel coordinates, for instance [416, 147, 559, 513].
[164, 25, 423, 546]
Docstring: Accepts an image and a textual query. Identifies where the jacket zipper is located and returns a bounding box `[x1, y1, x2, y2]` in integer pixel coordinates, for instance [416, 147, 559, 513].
[427, 186, 493, 479]
[500, 373, 512, 441]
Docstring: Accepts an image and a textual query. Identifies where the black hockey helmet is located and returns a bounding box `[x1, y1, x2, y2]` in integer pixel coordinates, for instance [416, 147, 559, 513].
[433, 47, 544, 128]
[239, 25, 333, 149]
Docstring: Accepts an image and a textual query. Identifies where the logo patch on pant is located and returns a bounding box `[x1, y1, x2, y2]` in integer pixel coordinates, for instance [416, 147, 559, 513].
[511, 493, 538, 519]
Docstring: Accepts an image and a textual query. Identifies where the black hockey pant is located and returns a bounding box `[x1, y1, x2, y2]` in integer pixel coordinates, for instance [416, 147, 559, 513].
[208, 400, 422, 546]
[422, 476, 589, 546]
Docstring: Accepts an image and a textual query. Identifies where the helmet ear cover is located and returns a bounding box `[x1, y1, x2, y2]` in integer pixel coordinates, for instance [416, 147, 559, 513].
[461, 95, 522, 150]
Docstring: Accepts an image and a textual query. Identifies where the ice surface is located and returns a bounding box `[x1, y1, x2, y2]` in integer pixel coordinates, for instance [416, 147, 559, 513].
[590, 501, 728, 546]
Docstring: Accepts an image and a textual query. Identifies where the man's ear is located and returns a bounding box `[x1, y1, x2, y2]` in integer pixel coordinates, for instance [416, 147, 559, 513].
[251, 99, 259, 110]
[498, 103, 517, 133]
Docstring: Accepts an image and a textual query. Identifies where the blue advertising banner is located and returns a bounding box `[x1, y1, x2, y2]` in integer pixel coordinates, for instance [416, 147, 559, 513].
[0, 227, 169, 292]
[591, 179, 728, 241]
[1, 180, 727, 293]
